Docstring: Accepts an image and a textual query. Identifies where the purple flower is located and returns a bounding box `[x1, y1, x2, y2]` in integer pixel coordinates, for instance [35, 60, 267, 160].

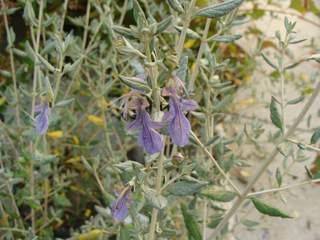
[127, 98, 164, 154]
[163, 88, 198, 146]
[111, 188, 131, 221]
[35, 103, 50, 135]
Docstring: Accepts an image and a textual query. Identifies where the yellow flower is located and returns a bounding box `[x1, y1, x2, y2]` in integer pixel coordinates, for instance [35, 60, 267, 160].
[72, 136, 80, 145]
[87, 115, 104, 126]
[184, 39, 197, 49]
[47, 130, 63, 139]
[78, 229, 103, 240]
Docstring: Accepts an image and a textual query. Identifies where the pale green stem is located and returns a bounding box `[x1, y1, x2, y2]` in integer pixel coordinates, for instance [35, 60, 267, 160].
[144, 29, 164, 240]
[53, 0, 69, 103]
[1, 0, 21, 127]
[29, 0, 44, 234]
[207, 79, 320, 239]
[189, 18, 211, 92]
[202, 201, 208, 240]
[175, 0, 197, 59]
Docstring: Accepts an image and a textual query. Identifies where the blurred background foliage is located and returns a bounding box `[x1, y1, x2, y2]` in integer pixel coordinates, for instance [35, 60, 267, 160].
[0, 0, 319, 239]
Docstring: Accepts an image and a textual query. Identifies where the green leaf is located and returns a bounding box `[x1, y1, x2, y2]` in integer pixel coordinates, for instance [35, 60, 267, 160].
[275, 167, 282, 186]
[207, 214, 223, 228]
[270, 96, 283, 132]
[175, 26, 201, 39]
[310, 128, 320, 144]
[196, 0, 243, 18]
[251, 198, 292, 218]
[144, 188, 167, 210]
[177, 55, 188, 83]
[156, 16, 173, 35]
[181, 203, 202, 240]
[54, 194, 72, 207]
[133, 0, 148, 28]
[167, 0, 184, 13]
[119, 75, 151, 93]
[113, 26, 138, 39]
[55, 98, 75, 108]
[287, 95, 304, 105]
[209, 34, 242, 43]
[241, 219, 259, 229]
[201, 189, 237, 202]
[120, 225, 131, 240]
[261, 53, 278, 70]
[167, 181, 207, 196]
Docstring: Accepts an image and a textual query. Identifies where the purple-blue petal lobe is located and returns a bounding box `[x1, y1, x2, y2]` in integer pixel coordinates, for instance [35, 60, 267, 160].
[35, 103, 50, 135]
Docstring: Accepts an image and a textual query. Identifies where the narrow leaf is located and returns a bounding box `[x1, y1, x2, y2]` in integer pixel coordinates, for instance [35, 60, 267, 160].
[196, 0, 243, 18]
[201, 189, 237, 202]
[209, 34, 242, 43]
[167, 0, 184, 13]
[167, 181, 207, 196]
[287, 95, 304, 105]
[261, 53, 278, 70]
[156, 16, 173, 34]
[181, 204, 202, 240]
[251, 198, 292, 218]
[119, 75, 151, 93]
[270, 96, 283, 132]
[310, 128, 320, 144]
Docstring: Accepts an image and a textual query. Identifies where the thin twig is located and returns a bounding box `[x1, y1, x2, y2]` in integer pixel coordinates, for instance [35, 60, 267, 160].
[175, 0, 197, 59]
[191, 131, 242, 195]
[247, 178, 320, 197]
[287, 138, 320, 152]
[29, 0, 45, 234]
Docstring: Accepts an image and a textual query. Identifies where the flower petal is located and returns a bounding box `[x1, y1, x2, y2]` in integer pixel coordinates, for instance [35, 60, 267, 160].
[111, 199, 129, 221]
[180, 99, 198, 111]
[138, 127, 163, 154]
[35, 104, 50, 135]
[169, 109, 191, 146]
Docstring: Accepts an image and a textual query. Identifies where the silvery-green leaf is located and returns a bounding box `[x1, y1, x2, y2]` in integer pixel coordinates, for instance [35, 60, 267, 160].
[113, 161, 144, 171]
[113, 26, 139, 39]
[144, 188, 167, 209]
[167, 181, 207, 196]
[177, 55, 188, 82]
[23, 1, 37, 26]
[201, 189, 237, 202]
[261, 53, 278, 70]
[12, 48, 27, 57]
[306, 53, 320, 63]
[0, 69, 12, 78]
[196, 0, 243, 18]
[44, 77, 54, 99]
[155, 16, 173, 35]
[0, 7, 20, 15]
[286, 95, 304, 105]
[119, 75, 151, 93]
[133, 0, 148, 28]
[167, 0, 184, 13]
[55, 98, 74, 108]
[175, 26, 200, 39]
[209, 34, 242, 43]
[36, 53, 59, 72]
